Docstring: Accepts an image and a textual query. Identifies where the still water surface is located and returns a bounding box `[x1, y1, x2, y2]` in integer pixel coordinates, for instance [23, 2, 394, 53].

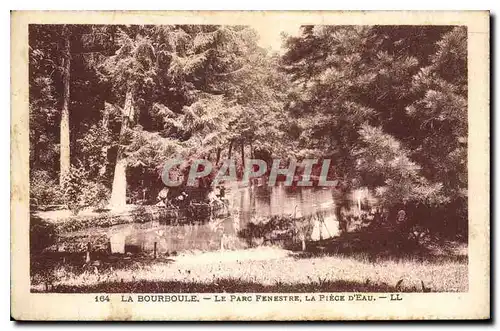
[114, 184, 338, 254]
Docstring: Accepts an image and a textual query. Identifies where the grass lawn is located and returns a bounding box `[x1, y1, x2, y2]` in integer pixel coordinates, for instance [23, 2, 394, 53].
[32, 245, 467, 293]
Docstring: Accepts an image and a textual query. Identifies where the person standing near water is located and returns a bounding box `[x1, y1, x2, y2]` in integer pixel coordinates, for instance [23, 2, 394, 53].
[156, 187, 169, 207]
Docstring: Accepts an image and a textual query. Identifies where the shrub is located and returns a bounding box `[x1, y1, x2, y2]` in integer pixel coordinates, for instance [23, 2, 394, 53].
[30, 215, 58, 252]
[30, 170, 63, 206]
[238, 215, 312, 248]
[130, 205, 155, 223]
[63, 164, 110, 214]
[79, 180, 110, 210]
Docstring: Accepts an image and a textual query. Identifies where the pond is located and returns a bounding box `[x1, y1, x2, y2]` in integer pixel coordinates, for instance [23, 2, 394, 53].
[110, 183, 340, 254]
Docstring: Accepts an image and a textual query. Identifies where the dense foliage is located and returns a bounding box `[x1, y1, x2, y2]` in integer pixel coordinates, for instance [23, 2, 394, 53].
[29, 24, 467, 237]
[281, 26, 467, 236]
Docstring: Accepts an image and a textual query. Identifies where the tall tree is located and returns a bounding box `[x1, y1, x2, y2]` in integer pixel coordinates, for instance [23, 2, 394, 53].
[30, 24, 118, 206]
[59, 25, 71, 187]
[405, 26, 468, 234]
[99, 27, 156, 208]
[109, 85, 135, 207]
[98, 25, 286, 203]
[281, 25, 460, 233]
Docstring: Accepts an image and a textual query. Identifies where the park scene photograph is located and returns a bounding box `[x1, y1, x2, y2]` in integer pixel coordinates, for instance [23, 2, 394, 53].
[29, 23, 468, 293]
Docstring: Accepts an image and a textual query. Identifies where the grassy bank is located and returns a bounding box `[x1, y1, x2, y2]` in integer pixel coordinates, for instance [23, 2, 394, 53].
[32, 205, 178, 233]
[32, 246, 467, 293]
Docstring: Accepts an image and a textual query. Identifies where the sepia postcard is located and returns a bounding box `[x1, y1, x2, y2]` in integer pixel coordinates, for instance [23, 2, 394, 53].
[11, 10, 490, 321]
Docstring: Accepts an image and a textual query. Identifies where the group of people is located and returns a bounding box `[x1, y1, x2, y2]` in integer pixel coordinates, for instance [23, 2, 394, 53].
[155, 185, 228, 212]
[155, 187, 188, 208]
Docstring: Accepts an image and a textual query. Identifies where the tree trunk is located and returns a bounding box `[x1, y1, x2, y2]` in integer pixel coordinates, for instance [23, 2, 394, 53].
[59, 27, 71, 187]
[109, 88, 134, 209]
[215, 148, 221, 165]
[228, 140, 233, 159]
[240, 141, 245, 168]
[109, 158, 127, 208]
[335, 189, 349, 234]
[335, 205, 344, 234]
[99, 106, 110, 176]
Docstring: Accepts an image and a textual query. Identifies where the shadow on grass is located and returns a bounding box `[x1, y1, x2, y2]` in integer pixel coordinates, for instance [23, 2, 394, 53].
[293, 249, 468, 265]
[34, 278, 420, 293]
[291, 232, 468, 264]
[30, 252, 176, 278]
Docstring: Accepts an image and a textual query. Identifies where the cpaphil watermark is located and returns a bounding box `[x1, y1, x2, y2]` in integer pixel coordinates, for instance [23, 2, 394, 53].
[161, 159, 340, 187]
